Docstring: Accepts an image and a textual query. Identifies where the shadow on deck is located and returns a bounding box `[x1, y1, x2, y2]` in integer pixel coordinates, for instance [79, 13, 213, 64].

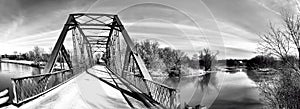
[3, 65, 156, 109]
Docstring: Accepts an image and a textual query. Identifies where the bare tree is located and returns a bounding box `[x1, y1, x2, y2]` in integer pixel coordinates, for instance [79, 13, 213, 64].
[282, 11, 300, 68]
[32, 46, 44, 63]
[258, 10, 300, 109]
[33, 46, 43, 57]
[259, 19, 300, 71]
[198, 48, 218, 71]
[189, 54, 200, 69]
[259, 23, 291, 62]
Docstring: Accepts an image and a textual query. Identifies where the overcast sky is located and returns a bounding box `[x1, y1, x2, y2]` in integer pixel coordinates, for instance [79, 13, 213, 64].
[0, 0, 299, 59]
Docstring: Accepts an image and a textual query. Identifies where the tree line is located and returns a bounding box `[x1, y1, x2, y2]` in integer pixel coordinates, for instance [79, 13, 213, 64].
[0, 46, 64, 64]
[1, 46, 48, 62]
[135, 40, 218, 77]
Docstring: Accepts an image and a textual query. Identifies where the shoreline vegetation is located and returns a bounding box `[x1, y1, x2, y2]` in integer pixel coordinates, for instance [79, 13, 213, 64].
[133, 40, 220, 77]
[0, 43, 280, 78]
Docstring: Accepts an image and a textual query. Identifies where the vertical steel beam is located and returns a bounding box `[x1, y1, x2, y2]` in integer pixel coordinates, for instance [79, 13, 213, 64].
[114, 15, 152, 80]
[105, 19, 117, 65]
[121, 46, 131, 77]
[87, 43, 94, 66]
[60, 45, 72, 69]
[72, 28, 79, 71]
[80, 35, 87, 69]
[43, 15, 75, 74]
[116, 32, 122, 75]
[76, 26, 93, 67]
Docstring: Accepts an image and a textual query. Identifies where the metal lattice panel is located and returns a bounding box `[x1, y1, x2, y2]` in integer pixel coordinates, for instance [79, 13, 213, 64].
[12, 70, 72, 104]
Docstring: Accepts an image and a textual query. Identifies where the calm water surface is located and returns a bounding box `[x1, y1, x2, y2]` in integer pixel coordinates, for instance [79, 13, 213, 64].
[154, 70, 264, 109]
[0, 62, 42, 104]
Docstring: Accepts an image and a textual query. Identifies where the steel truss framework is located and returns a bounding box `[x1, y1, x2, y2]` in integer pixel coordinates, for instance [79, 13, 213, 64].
[32, 13, 178, 108]
[43, 13, 152, 80]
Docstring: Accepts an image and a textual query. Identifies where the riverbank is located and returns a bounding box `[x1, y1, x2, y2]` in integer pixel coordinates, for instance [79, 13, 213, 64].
[150, 68, 209, 77]
[0, 59, 71, 70]
[0, 60, 42, 68]
[245, 69, 277, 83]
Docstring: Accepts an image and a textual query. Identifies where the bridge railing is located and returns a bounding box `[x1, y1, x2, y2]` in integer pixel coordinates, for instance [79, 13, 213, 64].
[121, 71, 178, 108]
[122, 71, 149, 93]
[11, 69, 75, 104]
[145, 78, 178, 109]
[118, 53, 178, 108]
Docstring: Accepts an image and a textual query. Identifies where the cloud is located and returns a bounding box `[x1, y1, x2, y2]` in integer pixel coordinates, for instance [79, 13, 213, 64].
[254, 0, 299, 14]
[202, 0, 281, 33]
[0, 0, 96, 54]
[225, 47, 256, 59]
[0, 0, 21, 23]
[123, 18, 259, 59]
[6, 29, 60, 43]
[1, 16, 24, 40]
[0, 0, 23, 40]
[253, 0, 281, 15]
[0, 0, 290, 59]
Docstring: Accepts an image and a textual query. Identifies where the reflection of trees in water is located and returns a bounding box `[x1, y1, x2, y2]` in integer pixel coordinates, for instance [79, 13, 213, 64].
[153, 76, 200, 89]
[182, 73, 218, 108]
[195, 73, 218, 91]
[245, 70, 260, 82]
[154, 73, 219, 108]
[153, 72, 219, 90]
[31, 68, 41, 75]
[198, 73, 210, 90]
[159, 76, 201, 88]
[162, 77, 180, 88]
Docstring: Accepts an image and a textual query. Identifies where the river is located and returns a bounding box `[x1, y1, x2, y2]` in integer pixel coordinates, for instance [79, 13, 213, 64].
[0, 62, 263, 108]
[154, 70, 264, 109]
[0, 62, 42, 104]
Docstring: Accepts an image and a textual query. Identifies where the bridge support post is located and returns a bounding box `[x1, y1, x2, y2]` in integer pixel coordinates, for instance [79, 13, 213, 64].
[60, 45, 72, 69]
[44, 15, 75, 74]
[114, 15, 152, 80]
[76, 26, 93, 68]
[170, 89, 175, 109]
[121, 46, 131, 77]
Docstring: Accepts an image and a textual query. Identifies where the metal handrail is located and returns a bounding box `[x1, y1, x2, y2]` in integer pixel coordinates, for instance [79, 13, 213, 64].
[123, 71, 177, 91]
[11, 70, 70, 80]
[120, 71, 178, 108]
[11, 69, 76, 104]
[144, 78, 177, 91]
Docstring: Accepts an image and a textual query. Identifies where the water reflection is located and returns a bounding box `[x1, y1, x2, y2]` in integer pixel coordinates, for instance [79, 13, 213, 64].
[0, 62, 43, 104]
[154, 70, 263, 109]
[0, 62, 42, 78]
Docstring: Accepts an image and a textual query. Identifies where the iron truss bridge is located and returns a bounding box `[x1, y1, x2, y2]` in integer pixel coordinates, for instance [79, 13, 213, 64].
[0, 13, 180, 109]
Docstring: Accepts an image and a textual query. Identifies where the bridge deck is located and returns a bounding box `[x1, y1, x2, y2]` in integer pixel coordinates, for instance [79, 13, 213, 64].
[9, 65, 146, 109]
